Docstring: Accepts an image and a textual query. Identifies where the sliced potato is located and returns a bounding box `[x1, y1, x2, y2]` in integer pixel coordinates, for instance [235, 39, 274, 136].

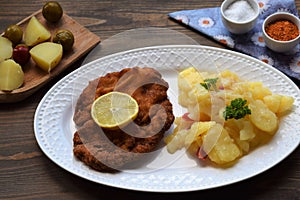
[24, 16, 51, 46]
[203, 124, 241, 164]
[277, 96, 294, 114]
[0, 36, 13, 62]
[30, 42, 63, 72]
[263, 94, 281, 113]
[0, 59, 24, 91]
[249, 100, 278, 133]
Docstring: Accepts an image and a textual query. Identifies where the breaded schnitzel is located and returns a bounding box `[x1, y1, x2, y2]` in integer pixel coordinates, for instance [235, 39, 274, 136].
[73, 67, 174, 172]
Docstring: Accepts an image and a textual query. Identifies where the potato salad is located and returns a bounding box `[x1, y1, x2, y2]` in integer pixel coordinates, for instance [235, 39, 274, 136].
[165, 67, 294, 166]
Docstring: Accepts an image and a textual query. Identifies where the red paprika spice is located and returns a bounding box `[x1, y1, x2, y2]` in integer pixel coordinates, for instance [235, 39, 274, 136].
[265, 20, 299, 41]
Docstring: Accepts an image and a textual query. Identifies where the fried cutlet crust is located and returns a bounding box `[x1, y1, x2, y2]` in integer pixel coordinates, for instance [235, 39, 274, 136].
[73, 67, 174, 172]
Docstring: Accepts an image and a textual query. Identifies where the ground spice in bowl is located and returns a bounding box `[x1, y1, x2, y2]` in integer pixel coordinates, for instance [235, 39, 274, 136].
[265, 20, 299, 41]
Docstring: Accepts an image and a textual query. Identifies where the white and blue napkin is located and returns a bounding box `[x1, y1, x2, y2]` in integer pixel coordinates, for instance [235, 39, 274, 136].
[169, 0, 300, 80]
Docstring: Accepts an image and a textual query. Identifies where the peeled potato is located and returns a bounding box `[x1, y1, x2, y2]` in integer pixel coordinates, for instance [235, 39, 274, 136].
[0, 36, 13, 62]
[165, 129, 189, 154]
[24, 16, 51, 46]
[30, 42, 63, 72]
[0, 59, 24, 91]
[249, 100, 278, 133]
[277, 96, 294, 114]
[263, 94, 281, 113]
[247, 82, 272, 100]
[184, 121, 216, 148]
[203, 124, 241, 164]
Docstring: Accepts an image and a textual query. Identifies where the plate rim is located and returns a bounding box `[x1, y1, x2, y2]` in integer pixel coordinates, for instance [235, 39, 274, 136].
[34, 44, 300, 192]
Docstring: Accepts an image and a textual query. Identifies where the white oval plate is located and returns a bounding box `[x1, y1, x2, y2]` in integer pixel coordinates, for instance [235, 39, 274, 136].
[34, 45, 300, 192]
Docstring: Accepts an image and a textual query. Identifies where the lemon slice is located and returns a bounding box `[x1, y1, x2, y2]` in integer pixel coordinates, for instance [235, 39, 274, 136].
[91, 91, 139, 129]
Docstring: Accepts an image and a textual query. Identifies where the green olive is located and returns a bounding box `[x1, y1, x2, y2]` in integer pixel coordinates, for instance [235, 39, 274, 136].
[42, 1, 63, 23]
[53, 29, 74, 51]
[3, 24, 23, 45]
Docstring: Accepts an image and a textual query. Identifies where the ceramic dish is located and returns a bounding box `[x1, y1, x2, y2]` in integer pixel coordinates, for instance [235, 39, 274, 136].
[34, 45, 300, 192]
[221, 0, 259, 34]
[262, 12, 300, 52]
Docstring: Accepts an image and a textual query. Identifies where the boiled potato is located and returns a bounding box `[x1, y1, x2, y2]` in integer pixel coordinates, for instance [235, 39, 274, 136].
[277, 96, 294, 114]
[224, 123, 251, 153]
[30, 42, 63, 72]
[178, 67, 207, 107]
[239, 121, 255, 140]
[219, 70, 241, 90]
[263, 94, 294, 114]
[263, 94, 281, 113]
[249, 100, 278, 133]
[24, 16, 51, 46]
[220, 70, 240, 82]
[165, 120, 216, 154]
[229, 119, 255, 141]
[0, 36, 13, 62]
[165, 129, 189, 154]
[178, 67, 204, 90]
[184, 121, 216, 148]
[0, 59, 24, 91]
[203, 124, 241, 164]
[246, 82, 272, 100]
[166, 68, 295, 166]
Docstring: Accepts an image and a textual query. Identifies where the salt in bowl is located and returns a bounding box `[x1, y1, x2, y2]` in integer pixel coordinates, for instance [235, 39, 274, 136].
[221, 0, 259, 34]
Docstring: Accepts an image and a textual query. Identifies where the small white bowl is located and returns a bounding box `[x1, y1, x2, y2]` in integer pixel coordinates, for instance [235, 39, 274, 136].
[262, 12, 300, 53]
[221, 0, 259, 34]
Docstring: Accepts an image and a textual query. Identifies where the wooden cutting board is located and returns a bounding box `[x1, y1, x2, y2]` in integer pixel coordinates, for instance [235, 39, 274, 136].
[0, 9, 101, 103]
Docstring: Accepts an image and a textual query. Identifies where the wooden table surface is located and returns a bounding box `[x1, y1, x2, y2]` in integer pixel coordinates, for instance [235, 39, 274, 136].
[1, 0, 299, 199]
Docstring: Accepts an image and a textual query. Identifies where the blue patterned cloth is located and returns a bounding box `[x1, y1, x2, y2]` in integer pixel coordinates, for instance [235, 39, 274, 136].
[169, 0, 300, 80]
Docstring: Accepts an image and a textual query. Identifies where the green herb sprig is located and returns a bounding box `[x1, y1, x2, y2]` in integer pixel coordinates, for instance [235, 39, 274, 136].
[200, 78, 219, 91]
[223, 98, 251, 120]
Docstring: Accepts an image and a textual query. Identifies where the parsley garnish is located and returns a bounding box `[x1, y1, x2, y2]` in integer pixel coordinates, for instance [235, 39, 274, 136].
[223, 98, 251, 120]
[200, 78, 219, 91]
